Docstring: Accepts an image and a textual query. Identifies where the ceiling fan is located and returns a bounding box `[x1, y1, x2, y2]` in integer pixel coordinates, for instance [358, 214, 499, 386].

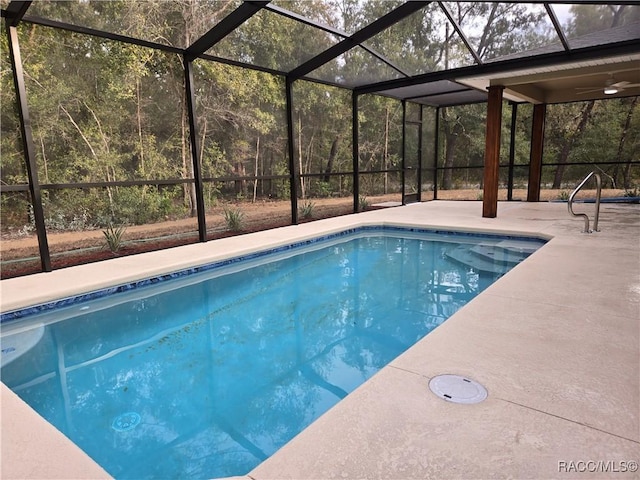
[576, 76, 640, 95]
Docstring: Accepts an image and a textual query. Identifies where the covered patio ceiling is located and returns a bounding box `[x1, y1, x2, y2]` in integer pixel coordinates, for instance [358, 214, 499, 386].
[459, 54, 640, 104]
[2, 1, 639, 108]
[376, 49, 640, 106]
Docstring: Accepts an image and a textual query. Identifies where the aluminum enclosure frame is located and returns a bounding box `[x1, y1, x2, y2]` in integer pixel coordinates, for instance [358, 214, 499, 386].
[1, 0, 639, 274]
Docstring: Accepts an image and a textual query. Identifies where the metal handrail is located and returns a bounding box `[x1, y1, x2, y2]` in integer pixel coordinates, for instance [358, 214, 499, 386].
[568, 171, 601, 233]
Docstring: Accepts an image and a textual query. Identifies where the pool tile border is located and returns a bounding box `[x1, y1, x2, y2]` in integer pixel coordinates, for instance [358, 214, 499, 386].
[1, 225, 546, 323]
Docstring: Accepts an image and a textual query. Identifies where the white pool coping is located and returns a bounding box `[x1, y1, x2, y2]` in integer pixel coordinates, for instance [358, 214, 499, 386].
[1, 200, 639, 479]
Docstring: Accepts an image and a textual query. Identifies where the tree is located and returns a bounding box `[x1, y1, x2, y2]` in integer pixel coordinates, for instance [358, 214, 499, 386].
[551, 101, 595, 189]
[616, 97, 639, 189]
[547, 4, 640, 188]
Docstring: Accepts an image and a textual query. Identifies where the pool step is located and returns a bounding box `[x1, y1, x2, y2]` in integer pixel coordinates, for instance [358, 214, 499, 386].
[1, 324, 45, 367]
[445, 242, 533, 274]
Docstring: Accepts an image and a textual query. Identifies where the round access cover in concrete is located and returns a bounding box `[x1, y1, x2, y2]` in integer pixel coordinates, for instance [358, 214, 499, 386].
[429, 374, 487, 404]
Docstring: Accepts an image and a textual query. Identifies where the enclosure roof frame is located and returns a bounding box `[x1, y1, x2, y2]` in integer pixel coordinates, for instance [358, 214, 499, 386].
[2, 0, 640, 106]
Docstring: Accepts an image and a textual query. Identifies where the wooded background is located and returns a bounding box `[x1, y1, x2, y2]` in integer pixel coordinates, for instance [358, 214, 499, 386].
[1, 1, 638, 234]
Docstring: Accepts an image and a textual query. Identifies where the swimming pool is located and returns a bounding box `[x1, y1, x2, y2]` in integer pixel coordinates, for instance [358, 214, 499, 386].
[1, 226, 545, 479]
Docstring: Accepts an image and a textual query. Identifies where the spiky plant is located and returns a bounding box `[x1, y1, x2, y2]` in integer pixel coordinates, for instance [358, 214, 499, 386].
[359, 195, 370, 211]
[223, 207, 245, 231]
[103, 224, 127, 253]
[299, 200, 316, 219]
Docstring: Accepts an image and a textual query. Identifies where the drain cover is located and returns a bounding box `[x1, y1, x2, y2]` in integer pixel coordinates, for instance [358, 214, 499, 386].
[429, 374, 487, 404]
[112, 412, 141, 432]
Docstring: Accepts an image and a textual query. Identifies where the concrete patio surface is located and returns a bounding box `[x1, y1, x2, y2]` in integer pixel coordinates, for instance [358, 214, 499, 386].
[1, 200, 639, 479]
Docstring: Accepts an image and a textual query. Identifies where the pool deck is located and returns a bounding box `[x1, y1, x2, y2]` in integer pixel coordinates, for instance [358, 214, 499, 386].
[1, 200, 639, 479]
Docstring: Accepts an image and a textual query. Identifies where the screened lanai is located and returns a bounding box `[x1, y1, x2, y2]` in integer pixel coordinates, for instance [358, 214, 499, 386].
[1, 1, 639, 277]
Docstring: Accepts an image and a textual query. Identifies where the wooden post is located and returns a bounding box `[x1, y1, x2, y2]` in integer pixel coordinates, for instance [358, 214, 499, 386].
[507, 102, 518, 201]
[482, 85, 504, 218]
[527, 103, 546, 202]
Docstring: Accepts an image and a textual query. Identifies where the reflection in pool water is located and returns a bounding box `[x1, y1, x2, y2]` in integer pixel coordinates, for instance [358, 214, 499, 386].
[1, 229, 544, 479]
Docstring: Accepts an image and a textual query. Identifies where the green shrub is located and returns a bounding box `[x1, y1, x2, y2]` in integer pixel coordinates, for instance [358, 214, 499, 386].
[223, 207, 244, 231]
[109, 186, 180, 226]
[314, 181, 332, 198]
[45, 210, 94, 231]
[558, 190, 570, 201]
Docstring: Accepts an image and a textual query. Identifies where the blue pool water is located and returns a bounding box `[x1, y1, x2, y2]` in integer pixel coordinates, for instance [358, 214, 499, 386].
[1, 227, 545, 479]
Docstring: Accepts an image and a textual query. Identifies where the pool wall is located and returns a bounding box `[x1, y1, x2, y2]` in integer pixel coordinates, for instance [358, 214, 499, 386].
[1, 218, 550, 315]
[2, 201, 638, 480]
[1, 225, 546, 323]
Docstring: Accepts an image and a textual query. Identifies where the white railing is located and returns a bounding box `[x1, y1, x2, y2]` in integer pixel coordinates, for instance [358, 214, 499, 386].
[568, 171, 601, 233]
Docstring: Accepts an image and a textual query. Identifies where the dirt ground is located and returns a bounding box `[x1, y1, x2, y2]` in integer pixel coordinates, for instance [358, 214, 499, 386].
[0, 188, 623, 279]
[0, 195, 373, 278]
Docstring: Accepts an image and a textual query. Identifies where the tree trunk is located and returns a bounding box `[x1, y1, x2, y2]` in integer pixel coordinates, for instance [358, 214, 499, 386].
[136, 77, 148, 200]
[442, 132, 457, 190]
[323, 135, 339, 182]
[444, 23, 449, 69]
[199, 117, 207, 173]
[253, 137, 259, 203]
[441, 108, 462, 190]
[180, 13, 198, 217]
[39, 134, 49, 183]
[476, 3, 499, 59]
[298, 114, 305, 199]
[199, 117, 210, 204]
[305, 131, 315, 189]
[552, 101, 595, 189]
[105, 166, 114, 219]
[609, 4, 626, 27]
[136, 77, 145, 176]
[181, 93, 198, 217]
[615, 96, 637, 189]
